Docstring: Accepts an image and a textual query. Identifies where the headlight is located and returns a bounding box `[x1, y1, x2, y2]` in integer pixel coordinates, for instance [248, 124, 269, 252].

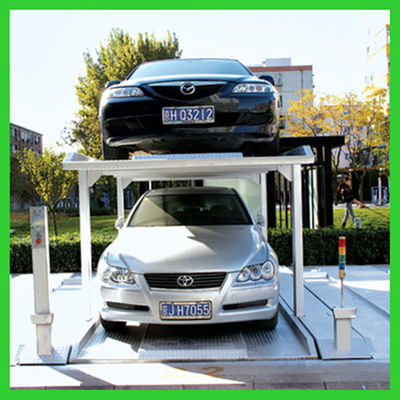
[107, 86, 144, 98]
[102, 265, 136, 285]
[236, 261, 275, 283]
[232, 83, 272, 94]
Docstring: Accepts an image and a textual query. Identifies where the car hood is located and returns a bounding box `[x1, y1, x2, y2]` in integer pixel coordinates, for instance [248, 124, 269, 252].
[105, 225, 267, 274]
[121, 74, 263, 87]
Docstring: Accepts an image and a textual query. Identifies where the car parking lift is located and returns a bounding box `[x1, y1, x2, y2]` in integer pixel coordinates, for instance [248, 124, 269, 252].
[63, 146, 314, 319]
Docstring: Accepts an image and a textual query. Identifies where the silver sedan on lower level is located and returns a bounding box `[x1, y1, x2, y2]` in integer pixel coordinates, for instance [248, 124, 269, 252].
[97, 186, 279, 331]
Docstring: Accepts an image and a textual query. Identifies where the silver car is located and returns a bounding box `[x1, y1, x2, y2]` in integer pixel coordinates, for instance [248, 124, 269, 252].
[97, 186, 279, 331]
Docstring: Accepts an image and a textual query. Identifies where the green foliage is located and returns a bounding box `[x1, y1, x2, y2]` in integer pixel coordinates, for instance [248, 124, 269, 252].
[10, 234, 116, 274]
[65, 29, 181, 158]
[10, 228, 389, 274]
[16, 149, 77, 236]
[268, 227, 389, 266]
[10, 156, 39, 208]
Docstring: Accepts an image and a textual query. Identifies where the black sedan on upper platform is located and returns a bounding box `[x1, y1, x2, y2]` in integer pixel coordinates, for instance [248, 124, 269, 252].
[99, 58, 281, 159]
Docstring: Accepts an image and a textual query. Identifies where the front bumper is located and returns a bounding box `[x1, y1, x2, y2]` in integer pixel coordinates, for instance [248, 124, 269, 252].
[99, 272, 279, 325]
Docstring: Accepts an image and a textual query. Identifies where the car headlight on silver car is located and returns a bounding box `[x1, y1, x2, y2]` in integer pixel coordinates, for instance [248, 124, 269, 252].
[236, 261, 275, 283]
[98, 255, 136, 285]
[107, 86, 144, 98]
[102, 266, 136, 284]
[232, 83, 273, 94]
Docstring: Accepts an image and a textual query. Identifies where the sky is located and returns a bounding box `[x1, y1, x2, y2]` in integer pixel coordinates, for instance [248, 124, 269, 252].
[10, 10, 390, 151]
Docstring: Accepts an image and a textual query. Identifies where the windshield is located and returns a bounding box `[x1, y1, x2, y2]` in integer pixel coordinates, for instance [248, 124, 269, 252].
[128, 193, 252, 227]
[129, 59, 252, 79]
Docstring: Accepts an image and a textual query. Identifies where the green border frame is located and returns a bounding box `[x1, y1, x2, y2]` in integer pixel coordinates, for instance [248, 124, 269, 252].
[3, 3, 395, 397]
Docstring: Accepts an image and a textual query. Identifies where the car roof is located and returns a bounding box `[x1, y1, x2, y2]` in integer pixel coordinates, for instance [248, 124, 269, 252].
[146, 187, 236, 196]
[138, 58, 241, 65]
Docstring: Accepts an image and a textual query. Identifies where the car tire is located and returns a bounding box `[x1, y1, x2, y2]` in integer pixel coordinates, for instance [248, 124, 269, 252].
[100, 316, 127, 331]
[102, 140, 130, 160]
[253, 312, 278, 330]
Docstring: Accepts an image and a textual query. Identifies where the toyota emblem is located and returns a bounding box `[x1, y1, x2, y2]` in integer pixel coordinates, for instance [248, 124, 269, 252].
[180, 83, 196, 95]
[177, 275, 194, 287]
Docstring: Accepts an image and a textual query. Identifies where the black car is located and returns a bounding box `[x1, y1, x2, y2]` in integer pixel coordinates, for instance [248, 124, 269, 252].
[99, 58, 281, 159]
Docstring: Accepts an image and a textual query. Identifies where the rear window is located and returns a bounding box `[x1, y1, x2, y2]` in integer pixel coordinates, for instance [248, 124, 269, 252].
[129, 59, 251, 79]
[128, 193, 252, 227]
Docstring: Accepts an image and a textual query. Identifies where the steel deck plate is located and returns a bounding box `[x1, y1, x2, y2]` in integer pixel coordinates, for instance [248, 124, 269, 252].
[70, 308, 317, 363]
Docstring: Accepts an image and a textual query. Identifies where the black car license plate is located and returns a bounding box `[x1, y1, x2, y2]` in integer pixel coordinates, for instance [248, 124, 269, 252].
[162, 106, 215, 125]
[160, 301, 212, 320]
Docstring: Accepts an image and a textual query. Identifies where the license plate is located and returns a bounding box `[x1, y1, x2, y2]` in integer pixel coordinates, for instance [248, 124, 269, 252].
[162, 106, 215, 125]
[160, 301, 212, 320]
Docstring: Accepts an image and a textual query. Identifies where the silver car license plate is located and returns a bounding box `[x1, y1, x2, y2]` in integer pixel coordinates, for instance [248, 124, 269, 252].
[162, 106, 215, 125]
[160, 301, 212, 320]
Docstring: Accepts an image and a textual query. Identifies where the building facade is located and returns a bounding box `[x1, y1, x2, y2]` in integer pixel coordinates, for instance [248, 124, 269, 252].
[365, 24, 390, 95]
[10, 123, 43, 157]
[248, 58, 314, 135]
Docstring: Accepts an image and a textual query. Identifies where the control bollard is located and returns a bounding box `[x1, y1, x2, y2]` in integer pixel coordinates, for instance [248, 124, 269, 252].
[30, 207, 54, 356]
[333, 235, 357, 352]
[338, 236, 346, 307]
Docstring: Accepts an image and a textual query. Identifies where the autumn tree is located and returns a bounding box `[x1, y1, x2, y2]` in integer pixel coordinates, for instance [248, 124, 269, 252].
[287, 87, 389, 202]
[17, 149, 76, 236]
[286, 90, 332, 137]
[64, 29, 181, 158]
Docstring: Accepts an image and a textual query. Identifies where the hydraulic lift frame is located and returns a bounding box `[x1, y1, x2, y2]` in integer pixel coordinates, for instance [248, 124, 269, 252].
[63, 146, 314, 318]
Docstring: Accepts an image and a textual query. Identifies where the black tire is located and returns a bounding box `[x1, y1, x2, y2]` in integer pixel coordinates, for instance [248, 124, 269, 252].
[100, 316, 126, 331]
[102, 140, 130, 160]
[253, 312, 278, 331]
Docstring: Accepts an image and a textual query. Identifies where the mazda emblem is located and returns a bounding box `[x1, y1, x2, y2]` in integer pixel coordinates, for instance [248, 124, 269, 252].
[177, 275, 194, 287]
[180, 83, 196, 95]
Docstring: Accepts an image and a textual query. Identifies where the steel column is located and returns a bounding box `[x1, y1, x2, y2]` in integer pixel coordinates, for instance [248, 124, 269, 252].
[116, 177, 124, 221]
[79, 170, 92, 320]
[292, 164, 304, 317]
[260, 173, 268, 240]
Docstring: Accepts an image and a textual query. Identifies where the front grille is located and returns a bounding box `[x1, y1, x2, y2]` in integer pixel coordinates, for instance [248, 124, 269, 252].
[150, 84, 224, 100]
[145, 272, 226, 289]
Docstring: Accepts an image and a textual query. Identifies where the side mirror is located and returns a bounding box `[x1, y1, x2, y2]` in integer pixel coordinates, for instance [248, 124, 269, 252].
[256, 213, 266, 227]
[115, 216, 124, 230]
[259, 75, 275, 86]
[105, 80, 121, 89]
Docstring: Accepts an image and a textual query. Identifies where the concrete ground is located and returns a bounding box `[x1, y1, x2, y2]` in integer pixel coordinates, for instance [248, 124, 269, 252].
[10, 265, 390, 390]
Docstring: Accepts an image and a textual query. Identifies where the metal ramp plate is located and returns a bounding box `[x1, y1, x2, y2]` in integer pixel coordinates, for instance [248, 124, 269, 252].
[279, 267, 374, 360]
[16, 344, 71, 365]
[70, 307, 317, 363]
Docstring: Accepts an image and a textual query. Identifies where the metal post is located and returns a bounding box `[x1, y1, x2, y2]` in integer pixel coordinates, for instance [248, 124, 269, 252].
[79, 170, 92, 320]
[30, 207, 53, 356]
[117, 177, 125, 221]
[260, 173, 268, 240]
[292, 164, 304, 317]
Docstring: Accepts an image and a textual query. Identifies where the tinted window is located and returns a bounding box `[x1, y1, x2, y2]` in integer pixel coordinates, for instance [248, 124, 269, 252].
[128, 194, 252, 227]
[129, 59, 251, 79]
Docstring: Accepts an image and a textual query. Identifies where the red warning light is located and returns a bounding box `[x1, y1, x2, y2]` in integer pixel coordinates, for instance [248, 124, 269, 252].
[35, 239, 41, 245]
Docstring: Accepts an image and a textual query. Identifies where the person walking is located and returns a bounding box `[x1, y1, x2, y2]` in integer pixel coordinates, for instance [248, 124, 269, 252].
[338, 176, 365, 228]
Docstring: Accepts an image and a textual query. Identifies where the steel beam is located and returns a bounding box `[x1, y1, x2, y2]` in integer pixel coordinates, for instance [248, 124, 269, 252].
[292, 164, 304, 317]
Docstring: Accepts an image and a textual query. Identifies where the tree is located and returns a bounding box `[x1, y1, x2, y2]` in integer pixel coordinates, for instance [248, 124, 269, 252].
[10, 156, 39, 209]
[63, 29, 181, 158]
[287, 90, 332, 137]
[17, 149, 76, 236]
[340, 87, 389, 200]
[287, 87, 390, 201]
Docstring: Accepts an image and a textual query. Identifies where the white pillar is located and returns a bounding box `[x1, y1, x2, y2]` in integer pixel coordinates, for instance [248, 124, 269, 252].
[292, 164, 304, 317]
[117, 177, 125, 221]
[30, 207, 53, 356]
[79, 170, 92, 320]
[260, 173, 268, 240]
